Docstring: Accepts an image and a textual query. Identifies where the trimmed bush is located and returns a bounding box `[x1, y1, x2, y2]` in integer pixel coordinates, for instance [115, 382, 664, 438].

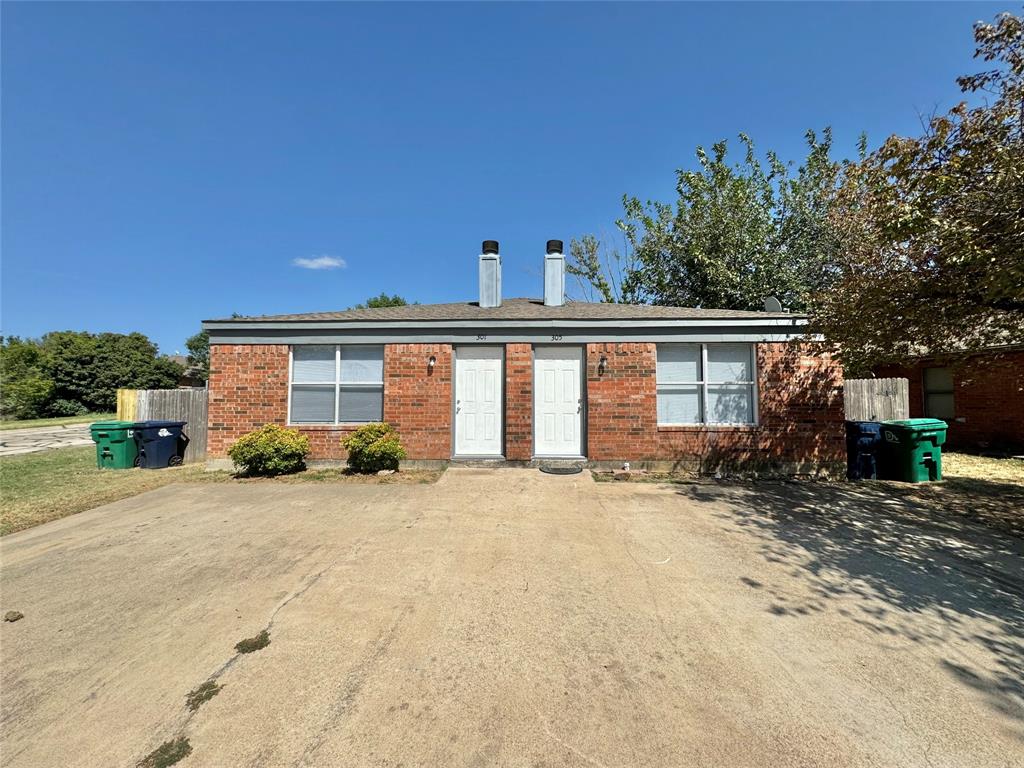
[342, 422, 407, 473]
[227, 424, 309, 476]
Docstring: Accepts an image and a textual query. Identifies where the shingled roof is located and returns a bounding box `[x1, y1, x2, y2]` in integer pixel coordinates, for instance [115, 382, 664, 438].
[207, 298, 798, 324]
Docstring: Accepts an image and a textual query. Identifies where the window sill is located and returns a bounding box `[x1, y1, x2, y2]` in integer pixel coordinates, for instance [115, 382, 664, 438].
[287, 423, 372, 430]
[657, 424, 760, 432]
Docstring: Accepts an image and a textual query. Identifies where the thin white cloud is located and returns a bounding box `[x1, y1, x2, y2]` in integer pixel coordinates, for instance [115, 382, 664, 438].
[293, 255, 347, 270]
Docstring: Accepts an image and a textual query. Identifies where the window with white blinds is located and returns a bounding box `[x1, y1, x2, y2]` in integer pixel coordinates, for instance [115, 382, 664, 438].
[656, 343, 756, 425]
[289, 345, 384, 424]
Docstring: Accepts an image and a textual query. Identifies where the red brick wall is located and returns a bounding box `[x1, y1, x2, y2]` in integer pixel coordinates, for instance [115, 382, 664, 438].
[751, 342, 846, 468]
[586, 343, 659, 459]
[208, 343, 452, 460]
[209, 340, 845, 470]
[382, 344, 452, 459]
[585, 342, 845, 471]
[874, 350, 1024, 450]
[505, 344, 533, 460]
[208, 344, 290, 457]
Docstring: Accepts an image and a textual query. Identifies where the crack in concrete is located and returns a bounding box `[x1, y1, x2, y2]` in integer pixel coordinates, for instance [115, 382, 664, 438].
[293, 604, 414, 767]
[863, 676, 935, 768]
[532, 707, 611, 768]
[130, 555, 340, 766]
[200, 558, 338, 690]
[595, 495, 684, 662]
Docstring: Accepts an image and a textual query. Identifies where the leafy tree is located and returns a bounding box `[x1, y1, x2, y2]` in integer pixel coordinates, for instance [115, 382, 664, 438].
[38, 332, 100, 414]
[566, 233, 639, 303]
[41, 331, 182, 413]
[810, 11, 1024, 372]
[569, 129, 844, 311]
[353, 293, 413, 309]
[1, 331, 184, 419]
[185, 329, 210, 382]
[0, 337, 53, 419]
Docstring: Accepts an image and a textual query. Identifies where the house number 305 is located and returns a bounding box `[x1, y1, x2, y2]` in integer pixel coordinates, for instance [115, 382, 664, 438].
[551, 335, 563, 341]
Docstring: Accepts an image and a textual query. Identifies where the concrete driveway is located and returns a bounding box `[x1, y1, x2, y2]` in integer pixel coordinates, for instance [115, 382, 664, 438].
[0, 423, 92, 456]
[1, 470, 1021, 767]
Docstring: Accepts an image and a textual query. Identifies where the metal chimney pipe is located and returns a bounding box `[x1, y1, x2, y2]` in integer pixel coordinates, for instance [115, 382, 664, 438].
[543, 240, 565, 307]
[479, 240, 502, 308]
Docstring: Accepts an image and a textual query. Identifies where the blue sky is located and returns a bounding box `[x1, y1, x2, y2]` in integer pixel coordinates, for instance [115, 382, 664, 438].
[1, 1, 1004, 354]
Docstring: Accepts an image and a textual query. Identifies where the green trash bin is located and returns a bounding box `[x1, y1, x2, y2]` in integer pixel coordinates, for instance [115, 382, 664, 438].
[89, 421, 139, 469]
[879, 419, 948, 482]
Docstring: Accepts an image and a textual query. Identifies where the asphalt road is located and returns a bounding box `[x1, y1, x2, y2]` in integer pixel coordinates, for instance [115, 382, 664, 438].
[0, 424, 93, 456]
[1, 469, 1021, 767]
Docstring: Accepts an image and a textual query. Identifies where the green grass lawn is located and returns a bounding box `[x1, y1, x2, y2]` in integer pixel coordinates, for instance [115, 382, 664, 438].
[0, 413, 116, 431]
[0, 446, 214, 535]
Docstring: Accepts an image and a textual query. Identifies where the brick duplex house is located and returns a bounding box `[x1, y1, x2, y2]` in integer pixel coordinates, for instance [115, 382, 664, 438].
[874, 344, 1024, 452]
[203, 241, 845, 473]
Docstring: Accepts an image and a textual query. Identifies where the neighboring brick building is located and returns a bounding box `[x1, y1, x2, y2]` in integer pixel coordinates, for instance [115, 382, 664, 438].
[203, 241, 845, 474]
[874, 345, 1024, 452]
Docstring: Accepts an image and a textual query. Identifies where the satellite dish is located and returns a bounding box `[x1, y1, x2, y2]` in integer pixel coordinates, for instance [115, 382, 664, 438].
[763, 296, 783, 313]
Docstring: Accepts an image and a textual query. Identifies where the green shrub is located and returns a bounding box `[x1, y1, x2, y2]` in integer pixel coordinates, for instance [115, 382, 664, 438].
[47, 398, 88, 417]
[342, 422, 407, 473]
[227, 424, 309, 476]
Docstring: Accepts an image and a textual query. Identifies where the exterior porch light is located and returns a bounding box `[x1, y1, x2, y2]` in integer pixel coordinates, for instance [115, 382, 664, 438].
[598, 355, 608, 375]
[428, 355, 436, 371]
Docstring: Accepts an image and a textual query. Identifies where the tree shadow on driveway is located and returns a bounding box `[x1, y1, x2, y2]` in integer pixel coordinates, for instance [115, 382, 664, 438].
[675, 478, 1024, 735]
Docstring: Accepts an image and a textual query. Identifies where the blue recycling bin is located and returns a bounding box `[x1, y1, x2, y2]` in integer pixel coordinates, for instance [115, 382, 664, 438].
[845, 421, 882, 480]
[134, 420, 189, 468]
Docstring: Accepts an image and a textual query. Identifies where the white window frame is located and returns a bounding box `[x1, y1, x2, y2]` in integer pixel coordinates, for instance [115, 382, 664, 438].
[287, 345, 384, 425]
[656, 343, 758, 426]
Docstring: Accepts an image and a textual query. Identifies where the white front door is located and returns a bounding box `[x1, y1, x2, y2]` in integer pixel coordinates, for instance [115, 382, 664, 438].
[455, 347, 503, 456]
[534, 347, 583, 457]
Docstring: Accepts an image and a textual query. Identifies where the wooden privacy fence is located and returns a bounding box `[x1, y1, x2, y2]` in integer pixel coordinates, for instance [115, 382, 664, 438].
[843, 378, 909, 422]
[116, 388, 138, 421]
[116, 387, 208, 463]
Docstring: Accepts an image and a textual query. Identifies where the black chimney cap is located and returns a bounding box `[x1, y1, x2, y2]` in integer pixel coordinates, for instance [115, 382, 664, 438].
[482, 240, 499, 255]
[546, 239, 564, 254]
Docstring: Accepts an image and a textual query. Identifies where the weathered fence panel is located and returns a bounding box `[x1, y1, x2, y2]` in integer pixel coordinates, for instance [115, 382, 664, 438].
[116, 387, 208, 463]
[843, 378, 909, 422]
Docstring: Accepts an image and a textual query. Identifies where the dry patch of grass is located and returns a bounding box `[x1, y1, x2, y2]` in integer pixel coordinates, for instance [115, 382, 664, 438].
[0, 446, 225, 536]
[1, 446, 443, 536]
[901, 452, 1024, 536]
[943, 451, 1024, 485]
[593, 452, 1024, 537]
[255, 467, 443, 485]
